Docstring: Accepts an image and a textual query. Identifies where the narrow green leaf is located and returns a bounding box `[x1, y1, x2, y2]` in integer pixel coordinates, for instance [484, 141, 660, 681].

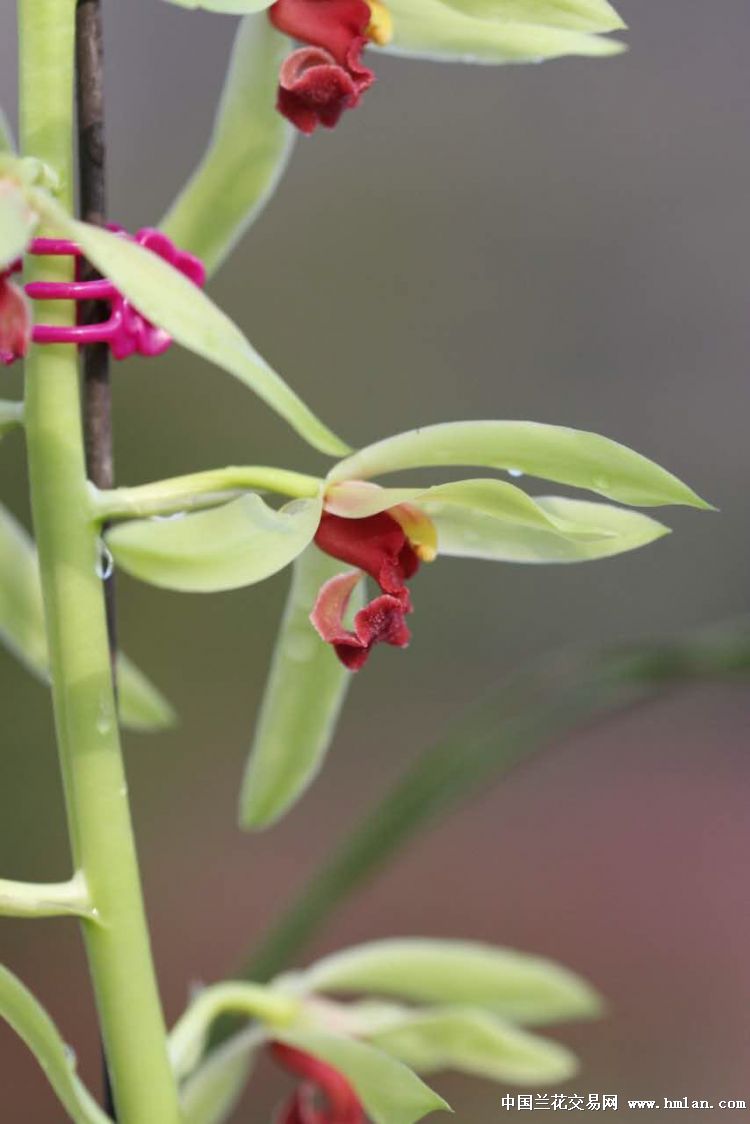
[329, 421, 709, 508]
[118, 654, 177, 731]
[382, 0, 624, 63]
[240, 546, 364, 830]
[294, 939, 602, 1026]
[162, 16, 294, 275]
[107, 494, 323, 593]
[181, 1035, 258, 1124]
[0, 178, 36, 266]
[0, 964, 111, 1124]
[366, 1005, 578, 1084]
[0, 108, 15, 153]
[163, 0, 272, 10]
[275, 1028, 450, 1124]
[435, 0, 624, 32]
[33, 197, 350, 457]
[0, 503, 175, 732]
[427, 495, 669, 563]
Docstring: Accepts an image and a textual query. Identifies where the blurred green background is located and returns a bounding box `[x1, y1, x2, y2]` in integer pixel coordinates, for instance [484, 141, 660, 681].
[1, 1, 749, 1119]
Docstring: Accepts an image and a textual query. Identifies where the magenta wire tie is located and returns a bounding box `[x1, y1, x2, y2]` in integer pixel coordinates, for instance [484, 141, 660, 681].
[24, 226, 206, 360]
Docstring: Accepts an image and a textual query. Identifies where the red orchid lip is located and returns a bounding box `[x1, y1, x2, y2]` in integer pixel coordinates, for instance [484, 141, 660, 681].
[311, 511, 419, 669]
[269, 0, 377, 132]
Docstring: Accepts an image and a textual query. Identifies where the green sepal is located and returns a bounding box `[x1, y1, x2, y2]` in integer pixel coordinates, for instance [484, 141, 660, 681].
[162, 15, 294, 275]
[329, 421, 709, 508]
[427, 495, 669, 563]
[181, 1036, 257, 1124]
[362, 1003, 578, 1084]
[0, 400, 24, 436]
[106, 494, 323, 593]
[290, 939, 602, 1026]
[274, 1027, 451, 1124]
[0, 503, 175, 732]
[0, 964, 111, 1124]
[240, 546, 364, 830]
[382, 0, 624, 63]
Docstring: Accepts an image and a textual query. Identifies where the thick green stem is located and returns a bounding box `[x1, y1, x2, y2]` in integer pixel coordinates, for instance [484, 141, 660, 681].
[19, 2, 181, 1120]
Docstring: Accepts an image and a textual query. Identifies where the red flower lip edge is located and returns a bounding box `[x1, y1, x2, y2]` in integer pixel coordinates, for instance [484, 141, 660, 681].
[269, 0, 385, 133]
[271, 1042, 366, 1124]
[311, 508, 427, 670]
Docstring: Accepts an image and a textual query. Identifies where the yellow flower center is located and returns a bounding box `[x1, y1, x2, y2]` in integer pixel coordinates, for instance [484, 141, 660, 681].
[366, 0, 393, 46]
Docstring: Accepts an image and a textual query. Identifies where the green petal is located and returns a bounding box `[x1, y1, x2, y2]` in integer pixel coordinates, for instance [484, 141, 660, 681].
[426, 495, 669, 563]
[434, 0, 624, 32]
[240, 546, 364, 830]
[382, 0, 624, 63]
[292, 939, 602, 1026]
[0, 964, 111, 1124]
[367, 1005, 578, 1085]
[0, 178, 36, 266]
[162, 16, 294, 275]
[329, 421, 709, 508]
[0, 503, 175, 732]
[32, 197, 349, 457]
[275, 1028, 450, 1124]
[106, 494, 323, 593]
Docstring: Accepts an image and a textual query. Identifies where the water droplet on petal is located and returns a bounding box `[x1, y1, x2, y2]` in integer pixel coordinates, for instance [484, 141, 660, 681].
[64, 1044, 77, 1068]
[96, 542, 114, 581]
[507, 468, 524, 478]
[592, 475, 611, 493]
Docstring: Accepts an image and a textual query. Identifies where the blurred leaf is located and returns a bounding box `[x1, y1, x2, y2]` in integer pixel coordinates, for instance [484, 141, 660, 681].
[275, 1028, 450, 1124]
[164, 0, 272, 10]
[118, 654, 177, 731]
[162, 15, 293, 274]
[329, 420, 709, 508]
[242, 618, 750, 985]
[292, 939, 601, 1026]
[33, 197, 350, 457]
[428, 495, 668, 563]
[0, 108, 14, 153]
[365, 1004, 578, 1084]
[107, 494, 322, 593]
[0, 964, 110, 1124]
[0, 399, 23, 436]
[381, 0, 623, 63]
[181, 1034, 258, 1124]
[436, 0, 624, 32]
[0, 178, 36, 266]
[0, 503, 175, 732]
[240, 546, 364, 830]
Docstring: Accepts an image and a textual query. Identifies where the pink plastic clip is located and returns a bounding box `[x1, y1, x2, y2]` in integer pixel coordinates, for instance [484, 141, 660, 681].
[23, 227, 205, 359]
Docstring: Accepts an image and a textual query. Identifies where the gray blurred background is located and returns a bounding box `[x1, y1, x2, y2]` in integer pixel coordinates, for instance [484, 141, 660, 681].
[1, 1, 749, 1119]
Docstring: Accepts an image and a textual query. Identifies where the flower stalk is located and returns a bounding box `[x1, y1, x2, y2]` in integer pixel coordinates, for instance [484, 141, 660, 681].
[18, 1, 181, 1120]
